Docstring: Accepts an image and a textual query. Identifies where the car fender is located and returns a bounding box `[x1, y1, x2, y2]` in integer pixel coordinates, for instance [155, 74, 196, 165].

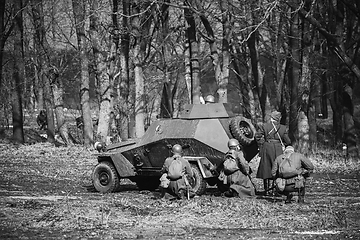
[97, 153, 136, 177]
[183, 156, 216, 179]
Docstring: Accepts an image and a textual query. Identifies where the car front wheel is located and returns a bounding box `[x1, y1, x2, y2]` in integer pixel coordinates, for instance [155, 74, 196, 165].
[92, 161, 120, 193]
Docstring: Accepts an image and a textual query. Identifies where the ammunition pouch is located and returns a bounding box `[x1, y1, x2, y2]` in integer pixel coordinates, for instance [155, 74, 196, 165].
[294, 175, 305, 189]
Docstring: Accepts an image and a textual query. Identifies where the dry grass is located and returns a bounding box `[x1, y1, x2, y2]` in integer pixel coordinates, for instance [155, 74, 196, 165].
[309, 146, 360, 174]
[0, 143, 359, 239]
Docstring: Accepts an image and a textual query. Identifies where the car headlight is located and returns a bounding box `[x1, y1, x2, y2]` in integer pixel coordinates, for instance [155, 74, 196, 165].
[94, 142, 105, 152]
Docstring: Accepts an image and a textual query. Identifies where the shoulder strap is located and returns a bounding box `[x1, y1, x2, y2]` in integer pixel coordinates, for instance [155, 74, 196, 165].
[271, 121, 284, 148]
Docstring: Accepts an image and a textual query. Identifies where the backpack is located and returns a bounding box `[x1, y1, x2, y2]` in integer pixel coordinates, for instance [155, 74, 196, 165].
[278, 154, 298, 178]
[167, 157, 184, 180]
[223, 151, 239, 175]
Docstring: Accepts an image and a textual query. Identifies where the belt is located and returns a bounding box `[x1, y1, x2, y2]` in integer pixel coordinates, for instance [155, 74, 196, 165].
[267, 139, 280, 143]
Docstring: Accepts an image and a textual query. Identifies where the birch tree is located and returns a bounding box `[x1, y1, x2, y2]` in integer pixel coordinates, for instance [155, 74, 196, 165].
[72, 0, 93, 146]
[90, 0, 113, 143]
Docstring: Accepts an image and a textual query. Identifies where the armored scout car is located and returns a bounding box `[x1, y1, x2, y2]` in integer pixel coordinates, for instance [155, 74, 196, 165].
[91, 103, 259, 195]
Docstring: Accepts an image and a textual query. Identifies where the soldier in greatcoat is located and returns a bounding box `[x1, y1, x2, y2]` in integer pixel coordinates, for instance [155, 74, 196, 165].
[213, 139, 255, 198]
[255, 110, 291, 195]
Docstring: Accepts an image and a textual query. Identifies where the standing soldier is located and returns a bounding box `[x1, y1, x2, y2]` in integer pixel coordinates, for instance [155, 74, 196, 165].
[256, 110, 291, 196]
[160, 144, 194, 200]
[212, 139, 255, 198]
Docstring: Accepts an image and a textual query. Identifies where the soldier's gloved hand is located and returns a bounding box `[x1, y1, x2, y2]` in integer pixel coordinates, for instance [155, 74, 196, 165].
[301, 169, 308, 175]
[301, 169, 310, 177]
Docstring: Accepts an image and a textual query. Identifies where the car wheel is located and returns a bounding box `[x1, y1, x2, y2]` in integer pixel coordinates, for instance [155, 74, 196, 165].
[189, 164, 207, 195]
[229, 116, 256, 146]
[92, 161, 120, 193]
[136, 177, 160, 191]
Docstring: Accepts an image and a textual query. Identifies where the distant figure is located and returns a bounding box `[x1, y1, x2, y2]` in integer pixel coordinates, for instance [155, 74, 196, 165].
[36, 110, 47, 130]
[272, 146, 314, 204]
[160, 144, 195, 200]
[204, 94, 215, 104]
[212, 139, 255, 198]
[255, 110, 291, 196]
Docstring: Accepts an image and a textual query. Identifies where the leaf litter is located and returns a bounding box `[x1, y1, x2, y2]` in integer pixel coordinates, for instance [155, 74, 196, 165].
[0, 143, 359, 239]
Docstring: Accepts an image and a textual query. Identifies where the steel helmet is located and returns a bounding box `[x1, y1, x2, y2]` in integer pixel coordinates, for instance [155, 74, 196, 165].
[228, 138, 239, 148]
[172, 144, 182, 154]
[205, 94, 215, 103]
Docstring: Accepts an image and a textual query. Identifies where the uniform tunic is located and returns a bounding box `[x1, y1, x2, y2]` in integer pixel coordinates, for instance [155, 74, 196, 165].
[161, 155, 193, 197]
[272, 151, 314, 196]
[256, 121, 291, 179]
[218, 150, 255, 197]
[271, 152, 314, 180]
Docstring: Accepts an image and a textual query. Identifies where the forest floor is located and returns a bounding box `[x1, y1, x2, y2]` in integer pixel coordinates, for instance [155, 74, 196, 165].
[0, 141, 359, 240]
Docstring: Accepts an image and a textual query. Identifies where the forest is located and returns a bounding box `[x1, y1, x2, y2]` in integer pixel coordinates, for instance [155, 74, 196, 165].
[0, 0, 359, 158]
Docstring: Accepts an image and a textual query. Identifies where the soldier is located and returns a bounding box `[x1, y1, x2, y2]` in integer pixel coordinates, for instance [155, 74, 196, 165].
[213, 139, 255, 198]
[160, 144, 194, 200]
[255, 110, 291, 195]
[36, 110, 47, 130]
[204, 94, 215, 104]
[272, 146, 314, 204]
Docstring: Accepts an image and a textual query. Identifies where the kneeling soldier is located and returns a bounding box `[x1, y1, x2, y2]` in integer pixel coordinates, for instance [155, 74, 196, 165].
[160, 144, 195, 200]
[213, 139, 255, 198]
[272, 146, 314, 204]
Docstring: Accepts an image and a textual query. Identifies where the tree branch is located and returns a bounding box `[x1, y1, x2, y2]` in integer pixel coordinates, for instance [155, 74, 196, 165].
[286, 2, 360, 80]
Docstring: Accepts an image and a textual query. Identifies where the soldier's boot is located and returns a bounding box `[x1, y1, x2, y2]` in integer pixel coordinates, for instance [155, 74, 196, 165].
[285, 193, 293, 204]
[177, 189, 186, 200]
[298, 187, 305, 204]
[263, 180, 269, 196]
[224, 188, 238, 198]
[159, 187, 166, 198]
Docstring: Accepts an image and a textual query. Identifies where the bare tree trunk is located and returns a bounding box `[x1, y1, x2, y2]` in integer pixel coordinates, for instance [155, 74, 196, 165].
[131, 1, 145, 138]
[133, 44, 145, 138]
[72, 0, 93, 146]
[232, 44, 251, 118]
[33, 64, 44, 110]
[184, 6, 200, 104]
[12, 0, 25, 143]
[288, 5, 301, 144]
[43, 69, 56, 143]
[90, 0, 112, 143]
[247, 32, 264, 122]
[118, 0, 130, 140]
[298, 45, 311, 153]
[0, 0, 5, 92]
[184, 40, 192, 103]
[298, 6, 311, 154]
[51, 70, 72, 145]
[343, 88, 358, 160]
[0, 0, 12, 129]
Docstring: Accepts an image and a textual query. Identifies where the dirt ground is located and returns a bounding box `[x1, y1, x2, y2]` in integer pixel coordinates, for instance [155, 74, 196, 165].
[0, 143, 360, 240]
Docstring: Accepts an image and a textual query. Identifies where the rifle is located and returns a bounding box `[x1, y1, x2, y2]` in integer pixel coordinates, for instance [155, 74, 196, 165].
[183, 175, 190, 200]
[247, 172, 257, 193]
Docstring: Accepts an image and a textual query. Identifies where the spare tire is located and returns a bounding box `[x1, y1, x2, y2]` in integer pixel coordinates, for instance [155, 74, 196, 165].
[229, 116, 256, 146]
